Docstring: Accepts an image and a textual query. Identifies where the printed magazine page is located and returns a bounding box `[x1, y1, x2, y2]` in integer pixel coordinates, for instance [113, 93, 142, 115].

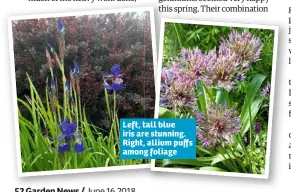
[0, 0, 289, 191]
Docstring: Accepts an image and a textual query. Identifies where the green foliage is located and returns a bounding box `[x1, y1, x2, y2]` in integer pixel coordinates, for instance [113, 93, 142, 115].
[19, 78, 142, 172]
[157, 23, 275, 174]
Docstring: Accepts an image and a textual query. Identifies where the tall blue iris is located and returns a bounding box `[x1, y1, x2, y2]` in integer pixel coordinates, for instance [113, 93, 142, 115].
[73, 60, 80, 77]
[103, 64, 123, 91]
[65, 80, 70, 91]
[57, 18, 65, 32]
[57, 118, 85, 153]
[47, 43, 54, 53]
[51, 78, 56, 88]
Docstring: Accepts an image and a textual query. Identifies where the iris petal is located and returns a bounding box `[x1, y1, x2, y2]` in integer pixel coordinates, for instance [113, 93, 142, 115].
[104, 74, 113, 78]
[47, 43, 54, 53]
[111, 64, 121, 77]
[65, 80, 70, 91]
[67, 122, 77, 134]
[73, 61, 79, 74]
[74, 142, 85, 153]
[112, 82, 123, 91]
[74, 133, 81, 138]
[58, 134, 66, 141]
[57, 18, 64, 32]
[51, 78, 56, 88]
[60, 118, 70, 132]
[58, 143, 70, 152]
[104, 80, 113, 90]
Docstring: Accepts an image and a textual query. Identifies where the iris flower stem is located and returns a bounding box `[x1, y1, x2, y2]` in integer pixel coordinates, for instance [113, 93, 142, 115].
[78, 94, 82, 133]
[60, 64, 67, 118]
[66, 92, 72, 121]
[74, 90, 79, 132]
[104, 89, 111, 121]
[113, 91, 116, 119]
[113, 91, 119, 147]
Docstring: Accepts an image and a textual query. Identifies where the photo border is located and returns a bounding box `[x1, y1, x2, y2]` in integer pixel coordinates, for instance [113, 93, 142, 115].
[151, 18, 279, 179]
[7, 7, 158, 177]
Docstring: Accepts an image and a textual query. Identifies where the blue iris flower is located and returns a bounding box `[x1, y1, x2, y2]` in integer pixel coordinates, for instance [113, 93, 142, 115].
[51, 78, 56, 88]
[58, 118, 80, 141]
[74, 142, 85, 153]
[58, 143, 70, 152]
[47, 43, 54, 53]
[65, 80, 70, 91]
[103, 64, 123, 91]
[73, 60, 79, 77]
[57, 118, 84, 153]
[57, 18, 64, 32]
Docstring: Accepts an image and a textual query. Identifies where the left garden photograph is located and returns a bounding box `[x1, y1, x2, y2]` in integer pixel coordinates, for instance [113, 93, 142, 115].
[9, 8, 156, 176]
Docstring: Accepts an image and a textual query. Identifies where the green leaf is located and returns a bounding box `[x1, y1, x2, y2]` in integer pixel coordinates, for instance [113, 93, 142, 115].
[240, 97, 264, 135]
[159, 107, 175, 118]
[215, 88, 226, 105]
[196, 145, 212, 155]
[211, 152, 236, 166]
[240, 74, 266, 135]
[173, 23, 185, 48]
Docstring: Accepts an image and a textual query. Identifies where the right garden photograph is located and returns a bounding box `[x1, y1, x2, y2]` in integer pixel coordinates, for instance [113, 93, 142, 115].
[153, 19, 278, 178]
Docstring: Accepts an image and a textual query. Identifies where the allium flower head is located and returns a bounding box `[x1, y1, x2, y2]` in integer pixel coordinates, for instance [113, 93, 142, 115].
[209, 51, 239, 90]
[226, 29, 263, 64]
[160, 68, 173, 108]
[169, 78, 196, 109]
[160, 59, 197, 109]
[160, 61, 197, 110]
[261, 82, 271, 97]
[202, 47, 249, 90]
[161, 67, 174, 85]
[181, 48, 189, 61]
[179, 48, 207, 82]
[103, 64, 123, 91]
[196, 104, 240, 148]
